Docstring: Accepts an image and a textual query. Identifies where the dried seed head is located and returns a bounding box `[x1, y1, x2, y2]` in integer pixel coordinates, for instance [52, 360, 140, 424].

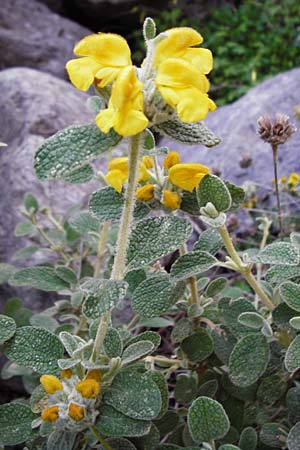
[257, 113, 296, 146]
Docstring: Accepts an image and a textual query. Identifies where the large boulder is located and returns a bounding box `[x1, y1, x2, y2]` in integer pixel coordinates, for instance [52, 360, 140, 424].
[0, 68, 100, 307]
[0, 0, 91, 78]
[163, 69, 300, 185]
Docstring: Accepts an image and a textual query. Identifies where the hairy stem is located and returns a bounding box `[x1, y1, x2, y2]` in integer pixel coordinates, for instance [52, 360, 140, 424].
[180, 244, 199, 306]
[91, 135, 142, 362]
[111, 134, 142, 280]
[90, 426, 113, 450]
[218, 225, 274, 311]
[94, 221, 109, 278]
[272, 143, 283, 235]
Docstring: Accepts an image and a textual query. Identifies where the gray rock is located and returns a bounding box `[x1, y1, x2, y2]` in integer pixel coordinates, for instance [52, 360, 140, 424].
[162, 69, 300, 185]
[0, 68, 99, 308]
[0, 0, 91, 79]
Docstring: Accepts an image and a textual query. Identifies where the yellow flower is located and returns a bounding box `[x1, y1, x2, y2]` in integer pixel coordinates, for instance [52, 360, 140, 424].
[60, 369, 72, 379]
[143, 155, 154, 169]
[288, 172, 300, 186]
[168, 163, 210, 192]
[41, 405, 59, 422]
[68, 403, 85, 421]
[76, 379, 100, 398]
[40, 375, 63, 394]
[153, 27, 213, 75]
[95, 66, 148, 137]
[86, 369, 102, 382]
[136, 184, 155, 201]
[156, 58, 216, 122]
[66, 33, 132, 91]
[163, 190, 181, 210]
[280, 176, 287, 183]
[105, 156, 151, 192]
[164, 151, 181, 169]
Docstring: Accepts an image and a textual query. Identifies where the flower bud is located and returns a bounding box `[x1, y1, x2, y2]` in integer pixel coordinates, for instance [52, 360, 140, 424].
[162, 190, 181, 210]
[143, 17, 156, 40]
[41, 405, 59, 422]
[136, 184, 155, 201]
[60, 369, 72, 379]
[85, 369, 101, 382]
[40, 375, 63, 394]
[68, 403, 85, 421]
[76, 379, 100, 398]
[164, 151, 180, 169]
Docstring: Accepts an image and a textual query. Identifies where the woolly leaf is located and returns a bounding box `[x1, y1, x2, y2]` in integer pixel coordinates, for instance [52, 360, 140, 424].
[0, 403, 35, 446]
[181, 329, 214, 363]
[0, 315, 16, 344]
[82, 280, 128, 319]
[96, 405, 151, 437]
[229, 334, 269, 386]
[170, 251, 217, 281]
[34, 123, 121, 180]
[194, 228, 223, 254]
[238, 427, 257, 450]
[9, 266, 69, 291]
[4, 326, 64, 373]
[285, 334, 300, 372]
[197, 174, 232, 212]
[249, 242, 299, 265]
[47, 430, 76, 450]
[104, 328, 123, 358]
[127, 217, 192, 270]
[287, 422, 300, 450]
[122, 341, 154, 365]
[280, 281, 300, 311]
[188, 396, 230, 442]
[104, 370, 161, 420]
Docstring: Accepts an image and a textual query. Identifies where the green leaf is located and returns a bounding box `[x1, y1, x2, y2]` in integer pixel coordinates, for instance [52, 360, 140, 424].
[68, 211, 100, 235]
[257, 375, 286, 405]
[154, 411, 179, 437]
[142, 128, 156, 150]
[181, 329, 214, 363]
[0, 315, 16, 344]
[127, 217, 192, 270]
[0, 403, 35, 446]
[219, 446, 240, 450]
[180, 190, 200, 216]
[280, 281, 300, 311]
[139, 317, 174, 328]
[174, 375, 198, 404]
[9, 266, 70, 291]
[197, 174, 232, 212]
[238, 427, 257, 450]
[229, 334, 269, 387]
[12, 246, 40, 261]
[34, 123, 121, 180]
[193, 228, 223, 254]
[132, 274, 182, 318]
[62, 163, 94, 183]
[188, 396, 230, 442]
[259, 423, 284, 448]
[4, 326, 64, 373]
[171, 318, 193, 343]
[148, 371, 168, 419]
[291, 232, 300, 250]
[220, 298, 257, 337]
[30, 314, 58, 333]
[237, 312, 264, 329]
[104, 369, 161, 420]
[96, 405, 151, 437]
[98, 437, 138, 450]
[287, 387, 300, 423]
[266, 264, 300, 284]
[47, 430, 76, 450]
[82, 279, 128, 319]
[59, 331, 81, 357]
[285, 335, 300, 372]
[90, 186, 150, 223]
[0, 263, 16, 284]
[122, 341, 154, 365]
[155, 118, 221, 147]
[126, 331, 161, 350]
[14, 222, 34, 237]
[124, 269, 147, 296]
[104, 328, 123, 358]
[55, 266, 77, 284]
[205, 277, 227, 297]
[170, 251, 217, 281]
[24, 192, 39, 213]
[249, 242, 300, 265]
[224, 180, 245, 208]
[288, 422, 300, 450]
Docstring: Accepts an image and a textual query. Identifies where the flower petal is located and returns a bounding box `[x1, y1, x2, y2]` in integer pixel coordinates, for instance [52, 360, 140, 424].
[183, 48, 213, 74]
[154, 27, 203, 66]
[105, 169, 127, 193]
[156, 58, 209, 91]
[74, 33, 131, 67]
[95, 108, 115, 134]
[114, 109, 149, 137]
[95, 66, 124, 88]
[176, 89, 212, 122]
[108, 157, 129, 174]
[66, 57, 101, 91]
[169, 163, 210, 192]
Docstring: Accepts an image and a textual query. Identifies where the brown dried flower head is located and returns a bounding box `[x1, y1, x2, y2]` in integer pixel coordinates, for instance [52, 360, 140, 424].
[257, 113, 296, 146]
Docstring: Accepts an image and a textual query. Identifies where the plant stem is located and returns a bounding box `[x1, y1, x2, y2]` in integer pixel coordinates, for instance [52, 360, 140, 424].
[90, 426, 113, 450]
[272, 143, 283, 235]
[255, 217, 271, 307]
[111, 134, 142, 280]
[209, 440, 216, 450]
[94, 221, 109, 278]
[91, 135, 142, 362]
[218, 225, 274, 311]
[180, 244, 199, 306]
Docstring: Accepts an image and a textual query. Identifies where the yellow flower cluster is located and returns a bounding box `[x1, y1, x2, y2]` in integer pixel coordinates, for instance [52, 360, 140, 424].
[66, 26, 215, 137]
[40, 369, 101, 426]
[272, 173, 300, 195]
[105, 151, 209, 210]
